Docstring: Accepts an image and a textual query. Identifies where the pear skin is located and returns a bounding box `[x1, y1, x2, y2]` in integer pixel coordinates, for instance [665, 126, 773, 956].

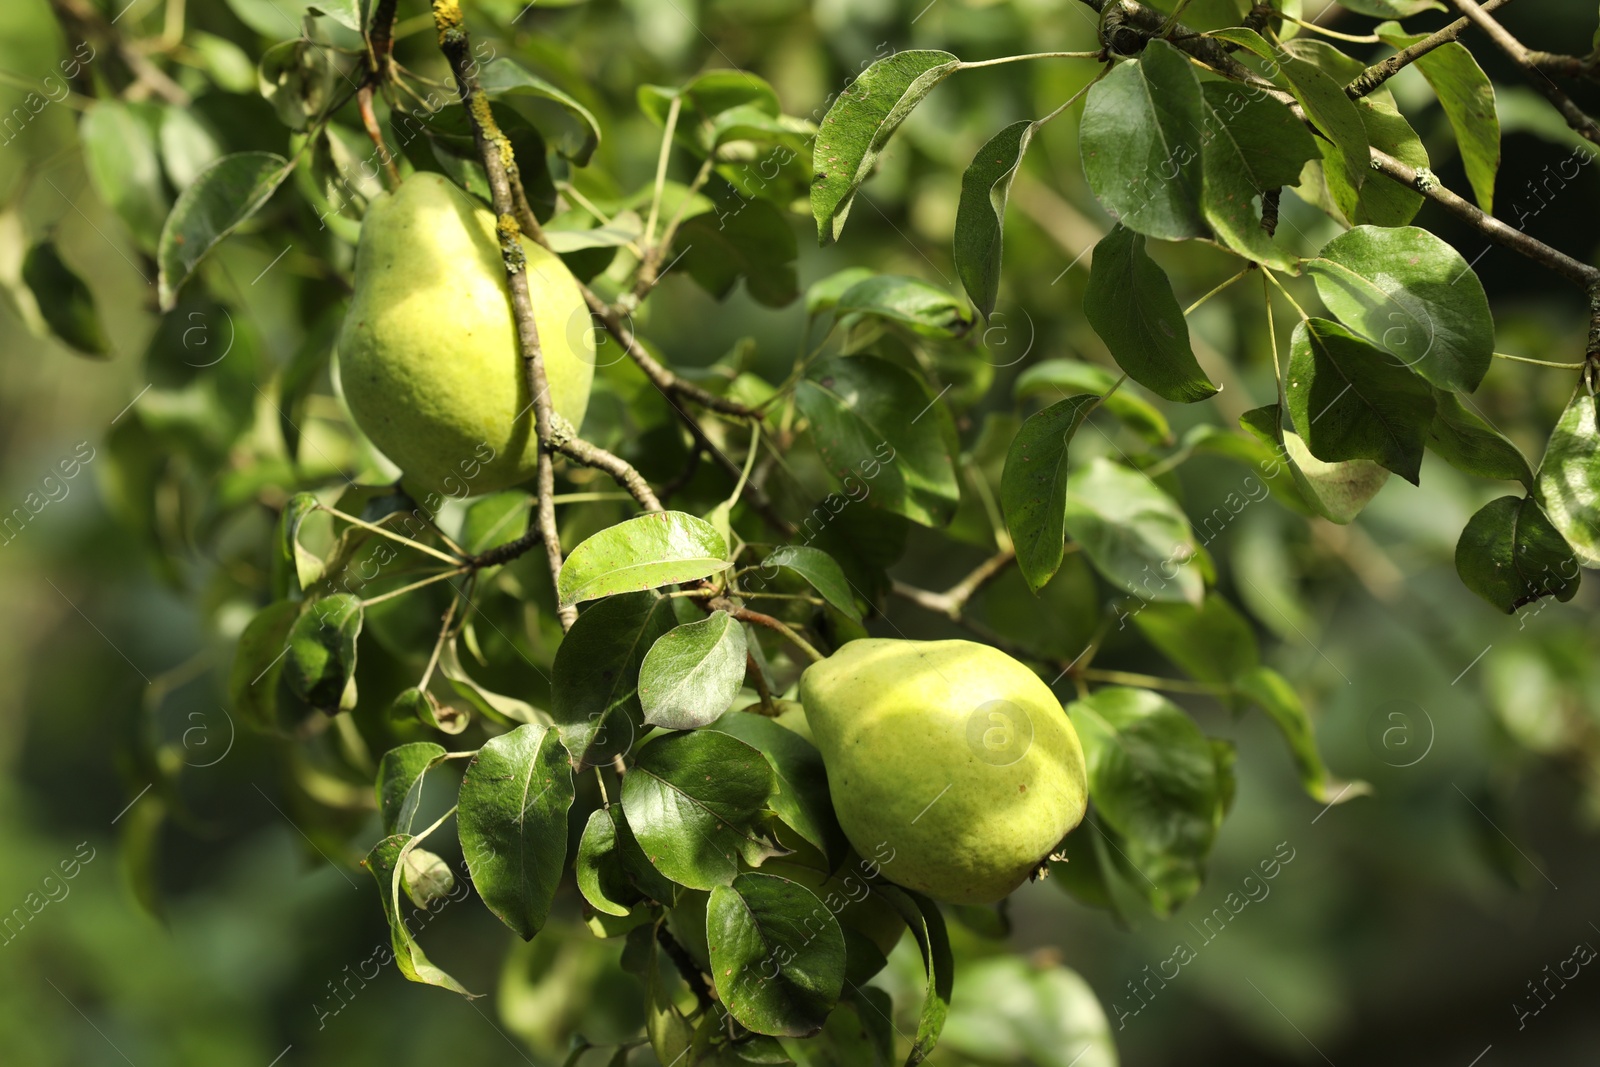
[799, 638, 1087, 904]
[337, 173, 594, 495]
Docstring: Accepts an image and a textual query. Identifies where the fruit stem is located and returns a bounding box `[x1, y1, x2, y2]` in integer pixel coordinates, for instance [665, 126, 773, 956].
[712, 598, 825, 663]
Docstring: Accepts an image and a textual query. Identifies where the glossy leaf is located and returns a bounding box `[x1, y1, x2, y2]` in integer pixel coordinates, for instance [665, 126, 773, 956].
[1132, 595, 1259, 686]
[273, 492, 322, 600]
[1536, 386, 1600, 567]
[1428, 389, 1534, 487]
[577, 807, 663, 917]
[1456, 495, 1581, 613]
[479, 60, 602, 165]
[835, 275, 973, 338]
[1241, 404, 1392, 524]
[796, 356, 960, 527]
[552, 592, 677, 767]
[1013, 359, 1171, 445]
[811, 50, 961, 244]
[1084, 226, 1217, 403]
[872, 884, 953, 1067]
[760, 546, 862, 622]
[1307, 225, 1495, 393]
[1062, 457, 1203, 605]
[438, 642, 540, 726]
[1080, 40, 1205, 239]
[1234, 666, 1371, 804]
[158, 152, 293, 310]
[1002, 395, 1098, 592]
[708, 873, 846, 1037]
[558, 513, 731, 607]
[1376, 23, 1499, 213]
[639, 611, 748, 730]
[620, 729, 780, 890]
[458, 723, 576, 940]
[1068, 687, 1219, 915]
[362, 834, 475, 996]
[955, 120, 1035, 318]
[375, 742, 448, 836]
[1349, 95, 1428, 227]
[284, 594, 362, 712]
[1196, 82, 1317, 269]
[1286, 317, 1435, 484]
[21, 241, 109, 357]
[674, 198, 798, 308]
[710, 709, 844, 862]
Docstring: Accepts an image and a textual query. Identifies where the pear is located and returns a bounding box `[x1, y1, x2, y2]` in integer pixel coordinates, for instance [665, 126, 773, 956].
[799, 638, 1088, 904]
[337, 173, 594, 496]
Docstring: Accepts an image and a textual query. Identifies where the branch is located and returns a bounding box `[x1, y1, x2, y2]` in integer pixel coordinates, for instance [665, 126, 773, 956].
[1449, 0, 1600, 147]
[580, 287, 759, 418]
[709, 597, 824, 663]
[1344, 0, 1514, 99]
[47, 0, 190, 106]
[889, 549, 1016, 618]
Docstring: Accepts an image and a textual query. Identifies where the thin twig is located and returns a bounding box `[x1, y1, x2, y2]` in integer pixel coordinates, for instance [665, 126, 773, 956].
[1450, 0, 1600, 147]
[711, 597, 824, 663]
[1344, 0, 1514, 99]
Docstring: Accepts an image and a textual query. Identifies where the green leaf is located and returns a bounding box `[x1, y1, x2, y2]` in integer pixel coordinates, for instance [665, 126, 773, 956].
[479, 60, 601, 165]
[1196, 83, 1316, 270]
[577, 806, 667, 917]
[273, 490, 323, 601]
[796, 356, 960, 527]
[227, 600, 302, 733]
[620, 730, 780, 890]
[1286, 317, 1435, 484]
[1013, 359, 1171, 445]
[1131, 595, 1259, 685]
[1068, 687, 1219, 915]
[258, 38, 332, 132]
[638, 612, 749, 730]
[1455, 495, 1582, 613]
[400, 847, 456, 909]
[458, 723, 576, 940]
[942, 957, 1116, 1067]
[389, 685, 470, 735]
[954, 120, 1036, 318]
[835, 275, 974, 339]
[806, 267, 876, 316]
[1080, 41, 1205, 239]
[1375, 24, 1499, 213]
[1536, 385, 1600, 567]
[1337, 0, 1443, 18]
[759, 546, 862, 622]
[461, 491, 531, 556]
[79, 101, 168, 251]
[1348, 95, 1428, 227]
[1306, 225, 1495, 393]
[21, 240, 109, 357]
[1002, 395, 1099, 592]
[376, 742, 448, 836]
[811, 50, 961, 244]
[1062, 457, 1203, 605]
[1428, 389, 1534, 487]
[157, 152, 293, 311]
[1241, 404, 1392, 524]
[362, 834, 475, 996]
[1084, 225, 1217, 403]
[558, 512, 731, 607]
[674, 198, 798, 308]
[709, 709, 844, 862]
[1234, 666, 1371, 804]
[1213, 28, 1369, 220]
[284, 594, 362, 712]
[708, 873, 846, 1037]
[553, 592, 678, 767]
[872, 885, 952, 1067]
[438, 642, 540, 726]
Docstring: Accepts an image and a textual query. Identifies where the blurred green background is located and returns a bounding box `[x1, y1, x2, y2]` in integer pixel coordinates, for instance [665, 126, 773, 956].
[3, 0, 1600, 1063]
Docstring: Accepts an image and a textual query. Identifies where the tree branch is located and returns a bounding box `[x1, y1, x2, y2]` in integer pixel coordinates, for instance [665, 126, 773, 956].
[1344, 0, 1514, 99]
[432, 2, 656, 633]
[1450, 0, 1600, 146]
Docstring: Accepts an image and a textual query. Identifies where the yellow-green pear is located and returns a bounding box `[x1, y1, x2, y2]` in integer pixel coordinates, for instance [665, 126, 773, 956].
[799, 638, 1088, 905]
[337, 172, 594, 496]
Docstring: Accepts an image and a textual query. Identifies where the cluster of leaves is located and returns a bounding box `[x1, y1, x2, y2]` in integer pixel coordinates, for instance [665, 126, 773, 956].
[20, 0, 1599, 1065]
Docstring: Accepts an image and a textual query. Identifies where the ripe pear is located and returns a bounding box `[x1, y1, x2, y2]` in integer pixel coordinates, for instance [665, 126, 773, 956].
[337, 172, 594, 496]
[799, 638, 1088, 904]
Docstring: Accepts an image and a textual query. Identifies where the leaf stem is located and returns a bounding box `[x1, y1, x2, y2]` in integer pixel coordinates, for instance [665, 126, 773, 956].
[712, 598, 825, 663]
[1261, 269, 1310, 322]
[1184, 266, 1253, 316]
[643, 93, 681, 249]
[1035, 63, 1113, 127]
[1492, 351, 1587, 370]
[1079, 668, 1227, 695]
[361, 567, 469, 608]
[321, 506, 464, 566]
[959, 51, 1103, 70]
[1281, 14, 1379, 44]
